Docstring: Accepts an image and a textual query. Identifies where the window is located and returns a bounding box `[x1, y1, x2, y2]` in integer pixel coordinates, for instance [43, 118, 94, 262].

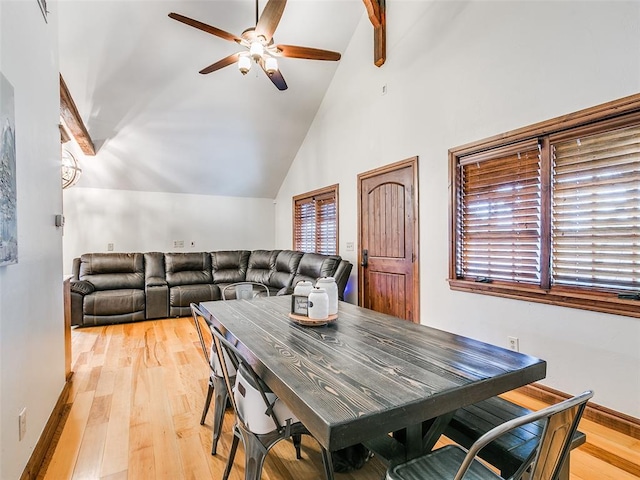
[456, 140, 542, 284]
[449, 94, 640, 318]
[293, 185, 338, 255]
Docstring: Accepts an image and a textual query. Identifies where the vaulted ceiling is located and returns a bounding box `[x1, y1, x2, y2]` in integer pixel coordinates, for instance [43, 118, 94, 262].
[58, 1, 365, 198]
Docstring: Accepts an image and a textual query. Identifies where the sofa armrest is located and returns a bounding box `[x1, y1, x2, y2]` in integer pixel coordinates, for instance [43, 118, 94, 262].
[70, 291, 85, 326]
[70, 280, 95, 295]
[333, 260, 353, 301]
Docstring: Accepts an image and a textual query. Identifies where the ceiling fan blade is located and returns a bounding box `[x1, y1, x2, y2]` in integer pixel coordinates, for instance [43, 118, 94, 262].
[199, 53, 241, 74]
[276, 44, 341, 61]
[169, 13, 242, 43]
[255, 0, 287, 42]
[259, 59, 288, 90]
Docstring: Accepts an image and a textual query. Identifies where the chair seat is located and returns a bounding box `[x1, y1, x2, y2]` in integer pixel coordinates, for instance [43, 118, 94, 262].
[445, 395, 586, 476]
[387, 445, 501, 480]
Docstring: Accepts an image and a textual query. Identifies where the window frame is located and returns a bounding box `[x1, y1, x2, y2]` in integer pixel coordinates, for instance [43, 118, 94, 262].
[293, 184, 339, 255]
[448, 94, 640, 318]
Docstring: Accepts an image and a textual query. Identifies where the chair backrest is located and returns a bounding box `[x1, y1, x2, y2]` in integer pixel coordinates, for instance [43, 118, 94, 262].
[221, 281, 270, 300]
[190, 303, 236, 378]
[190, 303, 214, 371]
[455, 390, 593, 480]
[209, 323, 284, 434]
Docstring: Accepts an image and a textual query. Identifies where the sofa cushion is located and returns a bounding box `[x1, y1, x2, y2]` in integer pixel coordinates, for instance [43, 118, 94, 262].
[211, 250, 250, 284]
[83, 289, 145, 316]
[144, 252, 167, 286]
[165, 253, 212, 287]
[170, 284, 220, 307]
[79, 253, 145, 290]
[246, 250, 281, 285]
[293, 253, 342, 285]
[270, 250, 304, 289]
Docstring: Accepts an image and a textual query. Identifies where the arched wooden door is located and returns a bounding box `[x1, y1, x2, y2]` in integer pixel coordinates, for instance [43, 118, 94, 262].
[358, 157, 419, 322]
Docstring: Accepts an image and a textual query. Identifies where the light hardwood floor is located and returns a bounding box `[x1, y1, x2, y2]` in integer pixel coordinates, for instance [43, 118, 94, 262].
[38, 317, 639, 479]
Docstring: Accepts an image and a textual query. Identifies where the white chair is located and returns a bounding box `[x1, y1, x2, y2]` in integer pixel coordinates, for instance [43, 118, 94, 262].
[209, 322, 334, 480]
[190, 303, 236, 455]
[221, 281, 270, 300]
[386, 390, 593, 480]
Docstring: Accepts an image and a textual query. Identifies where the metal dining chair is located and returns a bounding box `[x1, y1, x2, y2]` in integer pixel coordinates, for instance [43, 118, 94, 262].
[221, 281, 270, 300]
[386, 390, 593, 480]
[209, 322, 335, 480]
[190, 302, 236, 455]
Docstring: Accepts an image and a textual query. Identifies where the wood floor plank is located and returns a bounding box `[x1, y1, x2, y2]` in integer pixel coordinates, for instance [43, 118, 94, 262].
[127, 421, 155, 479]
[100, 366, 132, 478]
[176, 428, 213, 479]
[39, 317, 640, 480]
[149, 367, 183, 479]
[43, 390, 94, 480]
[72, 421, 107, 480]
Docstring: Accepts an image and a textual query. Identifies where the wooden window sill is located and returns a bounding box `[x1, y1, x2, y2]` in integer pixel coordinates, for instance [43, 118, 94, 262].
[448, 279, 640, 319]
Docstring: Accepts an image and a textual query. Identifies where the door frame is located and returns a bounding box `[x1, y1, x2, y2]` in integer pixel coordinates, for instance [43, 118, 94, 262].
[357, 156, 420, 322]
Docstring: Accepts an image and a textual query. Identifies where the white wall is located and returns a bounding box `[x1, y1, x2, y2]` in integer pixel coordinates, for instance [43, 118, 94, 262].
[0, 1, 65, 478]
[275, 1, 640, 417]
[63, 187, 276, 273]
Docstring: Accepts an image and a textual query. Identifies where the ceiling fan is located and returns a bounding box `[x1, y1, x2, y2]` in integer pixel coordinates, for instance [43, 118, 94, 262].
[169, 0, 342, 91]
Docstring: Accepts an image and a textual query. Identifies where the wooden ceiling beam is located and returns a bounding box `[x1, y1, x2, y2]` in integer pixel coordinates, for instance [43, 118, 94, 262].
[59, 74, 96, 156]
[362, 0, 386, 67]
[363, 0, 382, 28]
[59, 124, 70, 144]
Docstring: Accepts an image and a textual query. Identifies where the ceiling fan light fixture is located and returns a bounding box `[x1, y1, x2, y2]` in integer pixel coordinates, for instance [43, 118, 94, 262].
[169, 0, 342, 91]
[61, 149, 82, 189]
[249, 41, 264, 60]
[238, 54, 252, 75]
[264, 56, 278, 75]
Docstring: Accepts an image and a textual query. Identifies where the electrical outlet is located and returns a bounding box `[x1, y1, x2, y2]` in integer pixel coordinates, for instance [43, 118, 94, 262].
[107, 243, 114, 251]
[346, 242, 354, 252]
[173, 240, 184, 248]
[19, 408, 26, 441]
[508, 336, 519, 352]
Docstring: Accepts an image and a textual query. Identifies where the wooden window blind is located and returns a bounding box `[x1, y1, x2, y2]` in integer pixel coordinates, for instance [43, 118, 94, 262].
[457, 140, 542, 283]
[552, 123, 640, 291]
[293, 185, 338, 255]
[449, 94, 640, 318]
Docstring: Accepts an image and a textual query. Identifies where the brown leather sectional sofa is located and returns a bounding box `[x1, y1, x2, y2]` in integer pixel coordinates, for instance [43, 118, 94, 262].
[69, 250, 353, 327]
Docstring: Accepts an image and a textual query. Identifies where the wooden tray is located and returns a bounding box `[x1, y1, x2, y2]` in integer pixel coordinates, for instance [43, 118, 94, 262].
[288, 312, 338, 327]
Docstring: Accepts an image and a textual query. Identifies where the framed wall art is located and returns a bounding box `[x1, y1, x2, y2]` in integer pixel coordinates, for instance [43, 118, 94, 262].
[0, 73, 18, 266]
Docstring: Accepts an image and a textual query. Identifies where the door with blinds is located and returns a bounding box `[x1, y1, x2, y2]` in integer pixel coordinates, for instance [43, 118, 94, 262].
[358, 158, 419, 322]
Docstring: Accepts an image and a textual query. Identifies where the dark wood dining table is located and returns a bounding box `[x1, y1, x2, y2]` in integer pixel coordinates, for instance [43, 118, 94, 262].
[199, 296, 546, 465]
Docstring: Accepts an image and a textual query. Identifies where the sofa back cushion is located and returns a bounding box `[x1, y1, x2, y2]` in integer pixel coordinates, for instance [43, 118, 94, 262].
[165, 253, 212, 287]
[245, 250, 281, 285]
[211, 250, 250, 284]
[79, 253, 145, 290]
[144, 252, 167, 287]
[291, 253, 342, 286]
[269, 250, 304, 289]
